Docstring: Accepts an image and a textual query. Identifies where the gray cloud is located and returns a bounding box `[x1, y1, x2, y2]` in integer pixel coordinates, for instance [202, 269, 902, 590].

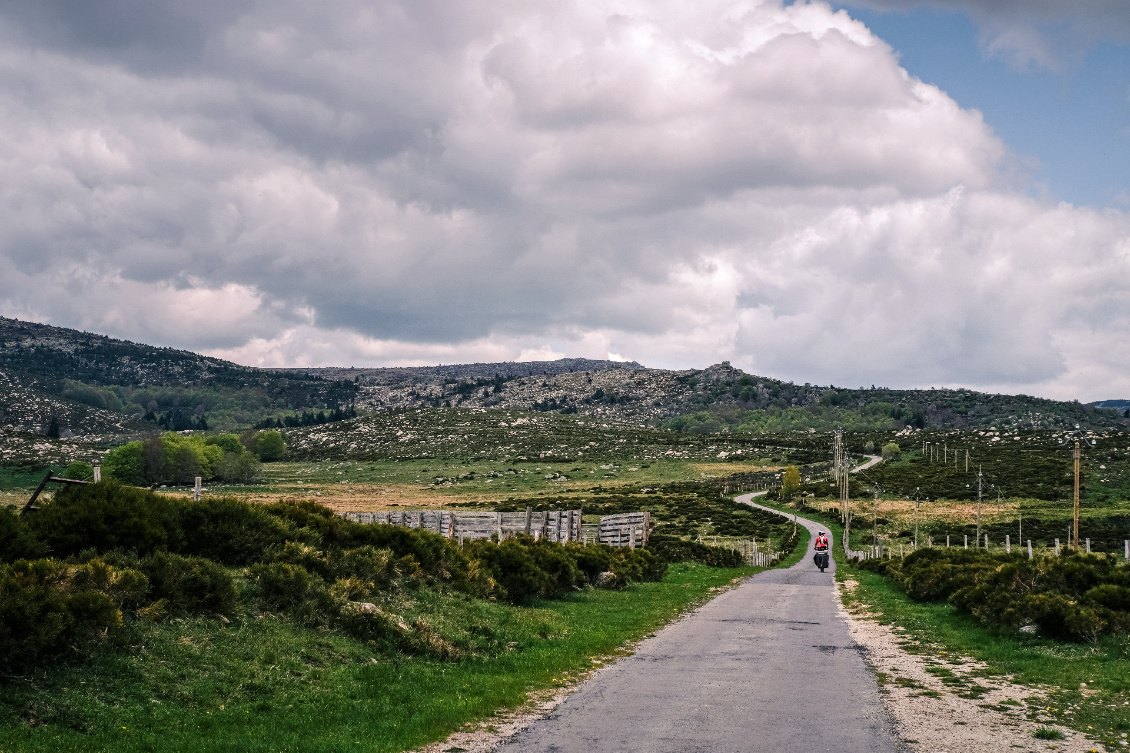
[0, 0, 1126, 399]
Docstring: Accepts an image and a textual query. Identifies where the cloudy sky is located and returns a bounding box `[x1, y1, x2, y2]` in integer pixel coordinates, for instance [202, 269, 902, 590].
[0, 1, 1128, 401]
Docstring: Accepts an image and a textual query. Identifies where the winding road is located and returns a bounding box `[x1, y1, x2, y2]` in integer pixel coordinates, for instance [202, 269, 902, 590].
[494, 469, 904, 753]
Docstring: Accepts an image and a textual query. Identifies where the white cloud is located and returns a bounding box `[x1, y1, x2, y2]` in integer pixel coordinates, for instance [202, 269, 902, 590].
[0, 1, 1127, 400]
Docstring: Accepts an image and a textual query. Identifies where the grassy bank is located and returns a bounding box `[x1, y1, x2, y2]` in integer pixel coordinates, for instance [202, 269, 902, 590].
[0, 563, 755, 753]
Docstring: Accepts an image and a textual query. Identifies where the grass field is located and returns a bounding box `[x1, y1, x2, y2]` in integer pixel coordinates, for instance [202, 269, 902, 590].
[0, 562, 758, 753]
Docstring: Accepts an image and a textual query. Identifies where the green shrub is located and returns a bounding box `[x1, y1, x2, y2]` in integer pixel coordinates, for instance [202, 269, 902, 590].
[0, 505, 48, 562]
[647, 534, 743, 567]
[468, 538, 552, 604]
[0, 559, 125, 670]
[250, 562, 321, 610]
[214, 450, 261, 483]
[140, 551, 238, 616]
[29, 481, 184, 557]
[330, 545, 397, 589]
[62, 462, 94, 481]
[177, 496, 297, 565]
[867, 548, 1130, 642]
[270, 541, 331, 579]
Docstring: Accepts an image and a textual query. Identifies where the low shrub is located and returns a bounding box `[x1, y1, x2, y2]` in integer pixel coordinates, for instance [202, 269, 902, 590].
[28, 481, 183, 557]
[863, 548, 1130, 642]
[140, 551, 238, 616]
[178, 496, 298, 565]
[0, 558, 128, 670]
[647, 534, 744, 568]
[0, 505, 48, 562]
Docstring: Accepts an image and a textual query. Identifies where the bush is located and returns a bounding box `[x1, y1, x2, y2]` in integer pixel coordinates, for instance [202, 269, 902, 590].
[881, 442, 900, 461]
[647, 534, 744, 568]
[140, 551, 238, 616]
[250, 562, 325, 611]
[468, 538, 554, 604]
[0, 505, 48, 562]
[256, 430, 287, 462]
[214, 450, 262, 484]
[177, 496, 297, 565]
[868, 548, 1130, 642]
[0, 558, 126, 670]
[28, 481, 184, 558]
[62, 462, 95, 481]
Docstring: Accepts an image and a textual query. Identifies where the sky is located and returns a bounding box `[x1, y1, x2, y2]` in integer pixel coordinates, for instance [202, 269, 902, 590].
[0, 0, 1128, 402]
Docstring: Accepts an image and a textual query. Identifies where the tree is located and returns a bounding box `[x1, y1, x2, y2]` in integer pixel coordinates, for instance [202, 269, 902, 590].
[255, 430, 286, 462]
[103, 441, 146, 486]
[141, 435, 168, 484]
[780, 465, 801, 501]
[881, 442, 900, 461]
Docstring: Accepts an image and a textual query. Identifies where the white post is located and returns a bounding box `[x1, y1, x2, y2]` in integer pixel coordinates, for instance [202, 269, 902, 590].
[1054, 538, 1060, 556]
[193, 476, 202, 502]
[964, 535, 968, 549]
[1125, 540, 1129, 561]
[1027, 540, 1033, 559]
[984, 534, 988, 550]
[1006, 534, 1010, 553]
[900, 543, 904, 558]
[946, 535, 950, 548]
[93, 462, 101, 482]
[1086, 538, 1091, 553]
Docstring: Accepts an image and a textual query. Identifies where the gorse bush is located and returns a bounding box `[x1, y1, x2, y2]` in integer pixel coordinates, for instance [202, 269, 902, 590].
[0, 558, 134, 670]
[647, 534, 744, 568]
[857, 548, 1130, 642]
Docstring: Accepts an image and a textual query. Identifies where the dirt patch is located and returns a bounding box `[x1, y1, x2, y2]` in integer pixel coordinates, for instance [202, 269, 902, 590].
[838, 579, 1102, 753]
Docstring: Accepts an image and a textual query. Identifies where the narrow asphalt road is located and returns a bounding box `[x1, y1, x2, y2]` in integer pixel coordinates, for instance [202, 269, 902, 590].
[494, 496, 904, 753]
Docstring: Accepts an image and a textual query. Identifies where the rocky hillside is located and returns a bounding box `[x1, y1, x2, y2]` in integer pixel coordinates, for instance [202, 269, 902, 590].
[309, 361, 1123, 432]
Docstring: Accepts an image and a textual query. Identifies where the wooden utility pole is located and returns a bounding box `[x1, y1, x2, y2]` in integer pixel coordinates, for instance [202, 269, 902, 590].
[1073, 439, 1081, 551]
[975, 466, 983, 547]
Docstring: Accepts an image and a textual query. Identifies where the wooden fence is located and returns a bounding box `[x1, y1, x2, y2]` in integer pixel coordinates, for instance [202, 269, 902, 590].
[707, 537, 782, 567]
[342, 508, 658, 547]
[340, 508, 584, 543]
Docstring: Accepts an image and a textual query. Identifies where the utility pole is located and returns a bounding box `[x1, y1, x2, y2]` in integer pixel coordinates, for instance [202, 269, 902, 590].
[1059, 425, 1094, 552]
[913, 487, 920, 549]
[1074, 439, 1081, 551]
[976, 466, 983, 548]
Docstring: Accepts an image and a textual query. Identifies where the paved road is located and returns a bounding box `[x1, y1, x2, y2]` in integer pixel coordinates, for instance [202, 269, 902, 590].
[494, 497, 904, 753]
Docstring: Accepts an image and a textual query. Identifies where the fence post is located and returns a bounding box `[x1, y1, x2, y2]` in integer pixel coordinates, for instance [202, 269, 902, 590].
[1027, 540, 1033, 559]
[93, 462, 101, 482]
[1125, 540, 1129, 561]
[984, 534, 988, 549]
[964, 535, 968, 549]
[1086, 538, 1091, 553]
[1054, 538, 1060, 556]
[194, 477, 202, 502]
[1005, 534, 1010, 553]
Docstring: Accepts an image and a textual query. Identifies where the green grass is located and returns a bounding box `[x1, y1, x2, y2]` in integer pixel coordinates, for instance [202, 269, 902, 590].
[0, 563, 756, 753]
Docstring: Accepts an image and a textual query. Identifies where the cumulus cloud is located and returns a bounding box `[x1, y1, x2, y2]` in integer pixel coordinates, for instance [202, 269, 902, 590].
[0, 0, 1127, 400]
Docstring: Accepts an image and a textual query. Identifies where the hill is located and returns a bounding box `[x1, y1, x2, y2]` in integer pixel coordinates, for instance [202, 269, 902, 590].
[318, 361, 1124, 432]
[0, 316, 358, 435]
[1, 315, 1124, 449]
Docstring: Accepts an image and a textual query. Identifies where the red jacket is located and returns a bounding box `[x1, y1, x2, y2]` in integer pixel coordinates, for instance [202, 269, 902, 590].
[815, 535, 829, 550]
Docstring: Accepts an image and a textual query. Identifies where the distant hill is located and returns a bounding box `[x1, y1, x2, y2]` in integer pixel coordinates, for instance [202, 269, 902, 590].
[0, 316, 358, 436]
[1095, 399, 1130, 413]
[320, 360, 1125, 432]
[0, 315, 1124, 446]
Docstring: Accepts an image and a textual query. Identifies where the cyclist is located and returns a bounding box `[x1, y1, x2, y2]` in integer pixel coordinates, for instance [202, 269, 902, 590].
[813, 530, 830, 572]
